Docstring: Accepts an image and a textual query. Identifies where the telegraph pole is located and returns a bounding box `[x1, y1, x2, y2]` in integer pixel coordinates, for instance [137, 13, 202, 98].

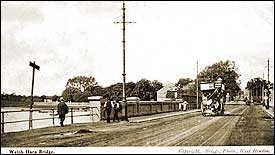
[114, 1, 135, 121]
[266, 58, 270, 109]
[262, 73, 265, 103]
[268, 59, 270, 84]
[196, 60, 199, 109]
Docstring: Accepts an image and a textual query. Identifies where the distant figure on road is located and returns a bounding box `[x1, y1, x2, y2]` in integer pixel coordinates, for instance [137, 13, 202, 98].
[57, 97, 69, 127]
[178, 102, 183, 111]
[179, 102, 184, 111]
[183, 101, 188, 111]
[113, 99, 121, 122]
[104, 98, 113, 123]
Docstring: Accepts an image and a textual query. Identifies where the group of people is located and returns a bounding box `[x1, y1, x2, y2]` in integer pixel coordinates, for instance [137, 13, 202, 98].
[103, 98, 122, 123]
[56, 97, 122, 127]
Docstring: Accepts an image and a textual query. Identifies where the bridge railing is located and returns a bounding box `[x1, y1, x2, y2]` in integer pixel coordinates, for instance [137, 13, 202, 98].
[1, 107, 99, 134]
[100, 100, 198, 120]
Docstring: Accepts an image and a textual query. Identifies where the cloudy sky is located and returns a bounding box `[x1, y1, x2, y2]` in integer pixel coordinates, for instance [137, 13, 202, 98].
[1, 1, 274, 96]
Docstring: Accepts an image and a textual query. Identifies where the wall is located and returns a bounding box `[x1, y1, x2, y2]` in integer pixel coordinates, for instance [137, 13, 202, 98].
[101, 100, 199, 120]
[32, 99, 200, 120]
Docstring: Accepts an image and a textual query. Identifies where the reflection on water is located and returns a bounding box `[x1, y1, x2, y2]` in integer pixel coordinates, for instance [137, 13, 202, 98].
[1, 107, 99, 133]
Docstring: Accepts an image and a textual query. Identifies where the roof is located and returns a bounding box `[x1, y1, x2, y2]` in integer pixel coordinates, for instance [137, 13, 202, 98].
[157, 83, 177, 98]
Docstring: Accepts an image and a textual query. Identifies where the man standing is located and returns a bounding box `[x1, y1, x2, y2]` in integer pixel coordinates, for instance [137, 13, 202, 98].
[104, 98, 113, 123]
[113, 99, 121, 122]
[57, 97, 69, 127]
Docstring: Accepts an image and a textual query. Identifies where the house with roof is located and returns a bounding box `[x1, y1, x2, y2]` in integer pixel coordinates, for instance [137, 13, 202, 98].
[157, 83, 177, 101]
[157, 82, 198, 101]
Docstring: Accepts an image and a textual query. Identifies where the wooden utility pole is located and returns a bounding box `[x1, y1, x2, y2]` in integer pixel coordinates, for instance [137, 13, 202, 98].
[262, 72, 265, 103]
[29, 61, 40, 129]
[268, 59, 270, 84]
[114, 1, 135, 121]
[266, 58, 269, 109]
[196, 60, 199, 109]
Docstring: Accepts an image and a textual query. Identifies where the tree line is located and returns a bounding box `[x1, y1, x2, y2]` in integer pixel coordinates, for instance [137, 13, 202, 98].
[62, 60, 241, 102]
[2, 59, 242, 104]
[1, 93, 60, 103]
[246, 77, 271, 102]
[62, 77, 164, 102]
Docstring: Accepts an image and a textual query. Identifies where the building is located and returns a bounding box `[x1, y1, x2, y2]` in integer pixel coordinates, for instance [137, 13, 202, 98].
[157, 82, 202, 109]
[157, 83, 177, 101]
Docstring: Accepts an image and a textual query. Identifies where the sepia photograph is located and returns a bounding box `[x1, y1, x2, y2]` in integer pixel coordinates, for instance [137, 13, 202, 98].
[1, 1, 274, 154]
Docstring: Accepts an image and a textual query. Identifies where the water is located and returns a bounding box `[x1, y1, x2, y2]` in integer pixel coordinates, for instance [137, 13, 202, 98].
[1, 107, 100, 133]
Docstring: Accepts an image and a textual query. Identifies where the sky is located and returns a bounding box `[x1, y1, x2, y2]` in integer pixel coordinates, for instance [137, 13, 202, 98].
[1, 1, 274, 96]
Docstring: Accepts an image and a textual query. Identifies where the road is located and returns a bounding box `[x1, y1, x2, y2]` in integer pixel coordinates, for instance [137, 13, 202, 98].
[1, 103, 274, 147]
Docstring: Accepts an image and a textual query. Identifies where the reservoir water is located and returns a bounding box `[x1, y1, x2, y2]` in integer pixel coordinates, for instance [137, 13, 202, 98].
[1, 107, 99, 133]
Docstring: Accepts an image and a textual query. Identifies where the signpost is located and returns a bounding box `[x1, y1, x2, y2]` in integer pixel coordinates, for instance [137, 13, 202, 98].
[29, 61, 40, 130]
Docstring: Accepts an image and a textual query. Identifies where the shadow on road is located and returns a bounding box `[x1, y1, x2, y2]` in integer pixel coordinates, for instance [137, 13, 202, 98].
[201, 113, 242, 117]
[222, 113, 243, 116]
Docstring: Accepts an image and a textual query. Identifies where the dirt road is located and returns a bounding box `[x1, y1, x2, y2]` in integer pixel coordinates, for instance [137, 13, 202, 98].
[1, 104, 273, 147]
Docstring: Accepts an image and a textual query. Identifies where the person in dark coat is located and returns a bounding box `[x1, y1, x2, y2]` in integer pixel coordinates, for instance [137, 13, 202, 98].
[113, 100, 121, 122]
[57, 97, 69, 127]
[104, 98, 113, 123]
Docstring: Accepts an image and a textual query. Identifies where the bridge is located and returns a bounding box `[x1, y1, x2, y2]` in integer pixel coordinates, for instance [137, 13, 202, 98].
[1, 101, 273, 148]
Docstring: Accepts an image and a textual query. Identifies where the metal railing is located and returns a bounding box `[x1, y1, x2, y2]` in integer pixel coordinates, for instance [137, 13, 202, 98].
[1, 107, 99, 134]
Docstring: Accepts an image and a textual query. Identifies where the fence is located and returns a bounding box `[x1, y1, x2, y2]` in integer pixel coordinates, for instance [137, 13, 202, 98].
[1, 107, 99, 134]
[1, 98, 200, 133]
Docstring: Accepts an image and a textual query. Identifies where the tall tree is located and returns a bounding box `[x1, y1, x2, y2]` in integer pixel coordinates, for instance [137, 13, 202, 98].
[51, 95, 59, 102]
[102, 82, 136, 100]
[41, 95, 47, 101]
[126, 82, 137, 97]
[103, 83, 123, 100]
[131, 79, 153, 101]
[91, 86, 104, 96]
[197, 60, 241, 98]
[62, 76, 98, 102]
[62, 87, 81, 102]
[65, 76, 97, 91]
[151, 80, 163, 91]
[176, 78, 193, 88]
[151, 80, 163, 100]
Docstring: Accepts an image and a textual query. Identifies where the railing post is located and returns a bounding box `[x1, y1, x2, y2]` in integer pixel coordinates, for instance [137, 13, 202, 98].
[161, 103, 163, 112]
[52, 108, 55, 126]
[137, 101, 140, 114]
[150, 103, 152, 114]
[96, 107, 100, 120]
[1, 112, 4, 134]
[133, 103, 135, 116]
[100, 104, 103, 120]
[91, 107, 94, 122]
[71, 108, 73, 124]
[172, 102, 174, 111]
